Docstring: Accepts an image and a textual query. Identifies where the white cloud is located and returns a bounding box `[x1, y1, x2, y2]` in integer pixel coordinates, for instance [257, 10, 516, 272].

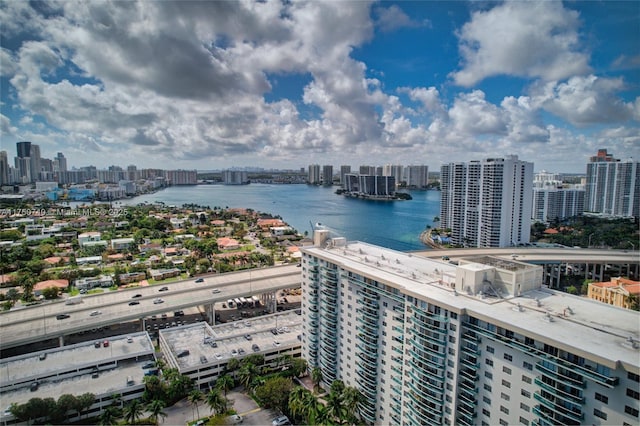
[451, 2, 590, 86]
[531, 75, 638, 126]
[374, 5, 430, 33]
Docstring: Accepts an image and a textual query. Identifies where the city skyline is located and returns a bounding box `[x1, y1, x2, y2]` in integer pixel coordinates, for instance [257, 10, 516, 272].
[1, 1, 639, 173]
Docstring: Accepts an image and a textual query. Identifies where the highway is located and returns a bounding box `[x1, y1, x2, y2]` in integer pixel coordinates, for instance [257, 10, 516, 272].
[0, 264, 301, 349]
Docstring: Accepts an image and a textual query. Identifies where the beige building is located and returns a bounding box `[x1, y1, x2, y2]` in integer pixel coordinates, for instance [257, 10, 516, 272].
[588, 277, 640, 309]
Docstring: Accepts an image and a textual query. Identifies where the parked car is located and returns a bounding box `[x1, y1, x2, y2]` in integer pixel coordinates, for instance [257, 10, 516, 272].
[252, 344, 260, 352]
[30, 382, 39, 392]
[272, 415, 290, 426]
[177, 350, 190, 358]
[103, 340, 109, 347]
[227, 414, 243, 424]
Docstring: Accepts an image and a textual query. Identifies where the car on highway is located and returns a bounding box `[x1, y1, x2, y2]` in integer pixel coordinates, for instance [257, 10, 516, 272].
[129, 301, 140, 306]
[89, 310, 101, 316]
[211, 288, 221, 293]
[131, 294, 142, 299]
[195, 278, 204, 283]
[56, 314, 70, 320]
[153, 298, 164, 304]
[158, 286, 169, 292]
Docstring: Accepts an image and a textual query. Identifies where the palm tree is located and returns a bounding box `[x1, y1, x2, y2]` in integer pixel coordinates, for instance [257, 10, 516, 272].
[98, 406, 120, 426]
[146, 399, 167, 425]
[342, 386, 364, 424]
[206, 388, 227, 416]
[288, 386, 312, 420]
[311, 367, 323, 393]
[188, 389, 203, 421]
[216, 374, 234, 396]
[325, 389, 347, 424]
[123, 399, 144, 424]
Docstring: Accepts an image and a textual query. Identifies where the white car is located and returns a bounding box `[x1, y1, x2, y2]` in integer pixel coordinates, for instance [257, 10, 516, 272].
[211, 288, 221, 294]
[89, 310, 101, 316]
[153, 298, 164, 304]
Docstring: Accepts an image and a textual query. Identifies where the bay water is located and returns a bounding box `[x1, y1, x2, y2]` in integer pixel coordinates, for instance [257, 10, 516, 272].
[120, 184, 440, 251]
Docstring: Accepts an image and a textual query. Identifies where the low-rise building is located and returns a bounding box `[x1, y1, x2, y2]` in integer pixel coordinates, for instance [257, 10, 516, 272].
[0, 333, 154, 425]
[74, 275, 114, 290]
[78, 231, 101, 247]
[111, 237, 135, 251]
[588, 277, 640, 309]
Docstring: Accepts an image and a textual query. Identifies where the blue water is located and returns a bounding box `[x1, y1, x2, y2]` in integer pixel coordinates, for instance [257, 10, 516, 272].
[120, 184, 440, 251]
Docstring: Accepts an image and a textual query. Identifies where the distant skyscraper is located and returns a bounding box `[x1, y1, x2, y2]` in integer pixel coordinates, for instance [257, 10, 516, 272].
[322, 165, 333, 186]
[405, 165, 429, 188]
[440, 155, 533, 247]
[359, 165, 376, 175]
[308, 164, 321, 184]
[55, 152, 68, 172]
[30, 144, 41, 181]
[531, 171, 585, 223]
[339, 165, 351, 187]
[585, 150, 639, 218]
[0, 151, 9, 185]
[16, 141, 31, 158]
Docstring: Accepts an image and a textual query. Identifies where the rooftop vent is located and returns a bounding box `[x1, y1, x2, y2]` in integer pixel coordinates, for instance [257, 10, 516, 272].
[544, 311, 554, 323]
[513, 303, 523, 312]
[623, 336, 640, 350]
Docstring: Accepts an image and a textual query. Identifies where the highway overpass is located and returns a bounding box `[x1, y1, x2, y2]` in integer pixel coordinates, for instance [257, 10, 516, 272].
[0, 264, 301, 350]
[1, 248, 637, 351]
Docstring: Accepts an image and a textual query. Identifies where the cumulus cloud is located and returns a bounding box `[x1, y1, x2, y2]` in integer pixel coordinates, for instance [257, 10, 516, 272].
[451, 2, 590, 86]
[531, 75, 639, 126]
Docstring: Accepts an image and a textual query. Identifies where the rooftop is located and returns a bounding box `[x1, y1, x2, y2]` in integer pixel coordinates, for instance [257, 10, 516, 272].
[302, 240, 640, 371]
[160, 311, 302, 370]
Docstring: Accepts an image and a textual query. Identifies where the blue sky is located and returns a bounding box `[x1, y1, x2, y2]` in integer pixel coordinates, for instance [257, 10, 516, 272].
[1, 1, 638, 173]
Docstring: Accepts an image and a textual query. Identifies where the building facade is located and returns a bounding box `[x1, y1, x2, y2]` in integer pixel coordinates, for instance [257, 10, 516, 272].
[300, 234, 640, 426]
[532, 188, 585, 223]
[440, 155, 533, 247]
[585, 149, 640, 218]
[405, 165, 429, 188]
[588, 277, 640, 310]
[322, 165, 334, 186]
[308, 164, 321, 185]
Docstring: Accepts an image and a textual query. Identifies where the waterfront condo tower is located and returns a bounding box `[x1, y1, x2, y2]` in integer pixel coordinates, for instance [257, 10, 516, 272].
[440, 155, 534, 248]
[584, 150, 639, 218]
[300, 232, 640, 426]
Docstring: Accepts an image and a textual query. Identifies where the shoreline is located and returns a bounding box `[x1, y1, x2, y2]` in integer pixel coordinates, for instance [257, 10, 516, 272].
[420, 228, 445, 249]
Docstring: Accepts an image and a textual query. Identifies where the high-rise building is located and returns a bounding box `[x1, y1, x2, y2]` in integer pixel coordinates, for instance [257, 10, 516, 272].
[383, 164, 404, 186]
[532, 187, 585, 223]
[406, 165, 429, 188]
[340, 165, 351, 187]
[343, 174, 395, 197]
[30, 144, 41, 181]
[55, 152, 67, 173]
[301, 234, 639, 426]
[0, 151, 9, 185]
[16, 141, 31, 158]
[440, 155, 533, 247]
[308, 164, 321, 185]
[359, 165, 376, 175]
[322, 165, 333, 186]
[585, 150, 639, 218]
[222, 170, 248, 185]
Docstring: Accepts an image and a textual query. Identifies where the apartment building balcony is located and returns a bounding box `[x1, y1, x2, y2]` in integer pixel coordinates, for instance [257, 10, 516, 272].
[406, 397, 443, 424]
[356, 340, 379, 355]
[460, 355, 479, 370]
[405, 378, 444, 407]
[533, 393, 584, 424]
[390, 404, 402, 420]
[411, 338, 446, 358]
[458, 390, 477, 410]
[534, 377, 585, 404]
[456, 409, 476, 426]
[356, 307, 379, 323]
[459, 368, 479, 382]
[406, 368, 445, 393]
[536, 362, 586, 388]
[411, 345, 446, 368]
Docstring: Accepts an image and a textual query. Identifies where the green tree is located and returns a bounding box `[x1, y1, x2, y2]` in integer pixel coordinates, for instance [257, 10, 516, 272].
[123, 399, 144, 424]
[216, 374, 235, 396]
[56, 394, 78, 422]
[311, 367, 323, 393]
[188, 389, 204, 421]
[566, 285, 578, 295]
[41, 286, 61, 299]
[146, 399, 167, 425]
[206, 388, 227, 416]
[290, 357, 308, 377]
[75, 392, 95, 420]
[342, 386, 364, 423]
[254, 376, 293, 413]
[99, 406, 121, 426]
